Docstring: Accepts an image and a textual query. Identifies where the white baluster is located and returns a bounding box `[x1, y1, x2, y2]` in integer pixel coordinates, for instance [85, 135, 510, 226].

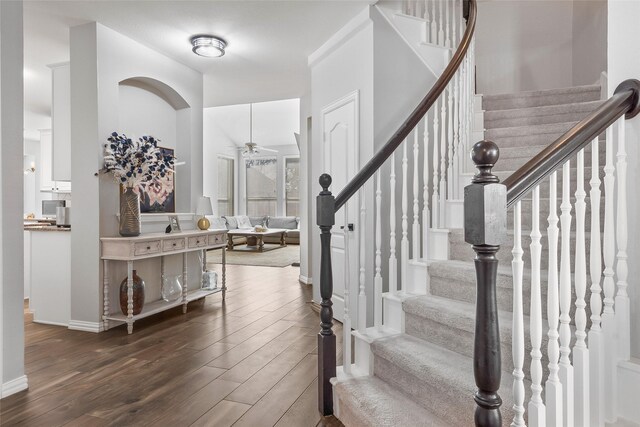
[422, 113, 430, 260]
[529, 186, 546, 426]
[451, 0, 458, 48]
[452, 69, 461, 199]
[375, 172, 383, 331]
[602, 125, 616, 423]
[423, 0, 431, 44]
[413, 130, 420, 259]
[343, 203, 352, 374]
[358, 190, 367, 333]
[439, 91, 447, 225]
[546, 171, 563, 427]
[588, 136, 604, 427]
[615, 117, 629, 360]
[437, 0, 444, 46]
[432, 98, 440, 228]
[444, 0, 451, 48]
[447, 80, 454, 200]
[389, 154, 398, 296]
[401, 142, 409, 292]
[458, 56, 468, 177]
[512, 201, 526, 427]
[430, 0, 438, 45]
[559, 161, 574, 427]
[574, 149, 589, 427]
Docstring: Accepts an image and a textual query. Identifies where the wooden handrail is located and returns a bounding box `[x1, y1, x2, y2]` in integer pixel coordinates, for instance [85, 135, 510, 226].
[503, 79, 640, 208]
[333, 0, 477, 212]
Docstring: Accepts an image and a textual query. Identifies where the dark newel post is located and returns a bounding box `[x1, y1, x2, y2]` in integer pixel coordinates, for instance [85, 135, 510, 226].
[317, 174, 336, 416]
[463, 141, 506, 427]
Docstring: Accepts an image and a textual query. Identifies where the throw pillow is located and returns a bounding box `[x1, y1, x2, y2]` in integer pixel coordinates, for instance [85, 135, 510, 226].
[236, 215, 253, 229]
[268, 216, 297, 230]
[208, 217, 227, 230]
[223, 216, 238, 230]
[249, 216, 267, 227]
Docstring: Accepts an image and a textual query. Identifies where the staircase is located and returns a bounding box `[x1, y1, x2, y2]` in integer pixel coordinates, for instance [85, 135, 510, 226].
[333, 86, 605, 426]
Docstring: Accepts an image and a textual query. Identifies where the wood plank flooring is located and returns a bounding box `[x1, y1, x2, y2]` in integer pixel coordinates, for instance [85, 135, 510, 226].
[0, 264, 344, 427]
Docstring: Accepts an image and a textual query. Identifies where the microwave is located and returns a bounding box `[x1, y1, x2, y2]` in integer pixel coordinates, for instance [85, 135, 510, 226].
[42, 200, 66, 217]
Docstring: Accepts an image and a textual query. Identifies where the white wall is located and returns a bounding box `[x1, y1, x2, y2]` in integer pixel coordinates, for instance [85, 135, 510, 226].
[608, 0, 640, 361]
[299, 93, 313, 284]
[1, 0, 27, 397]
[572, 0, 607, 86]
[475, 0, 574, 95]
[310, 9, 374, 304]
[70, 22, 203, 329]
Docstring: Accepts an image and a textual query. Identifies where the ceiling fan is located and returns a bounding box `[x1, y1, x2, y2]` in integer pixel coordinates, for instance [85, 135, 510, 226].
[240, 103, 278, 158]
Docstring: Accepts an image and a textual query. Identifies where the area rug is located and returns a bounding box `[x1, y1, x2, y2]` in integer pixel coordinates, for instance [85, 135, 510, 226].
[206, 244, 300, 268]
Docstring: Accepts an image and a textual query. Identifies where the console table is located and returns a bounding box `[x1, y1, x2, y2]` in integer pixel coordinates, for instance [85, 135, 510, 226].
[100, 229, 227, 334]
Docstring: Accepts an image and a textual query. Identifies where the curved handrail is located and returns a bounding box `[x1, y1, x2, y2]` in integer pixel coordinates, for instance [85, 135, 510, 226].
[503, 79, 640, 208]
[333, 0, 478, 211]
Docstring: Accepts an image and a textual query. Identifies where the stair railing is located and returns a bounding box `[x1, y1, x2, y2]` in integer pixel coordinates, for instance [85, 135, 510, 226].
[464, 80, 640, 426]
[316, 0, 477, 416]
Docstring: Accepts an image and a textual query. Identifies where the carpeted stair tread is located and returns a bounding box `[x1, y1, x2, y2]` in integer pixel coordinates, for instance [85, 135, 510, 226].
[483, 85, 600, 110]
[371, 334, 517, 426]
[486, 121, 581, 140]
[334, 376, 450, 427]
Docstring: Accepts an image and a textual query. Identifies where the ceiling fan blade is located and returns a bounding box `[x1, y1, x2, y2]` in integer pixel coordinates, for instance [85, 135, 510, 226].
[257, 145, 278, 153]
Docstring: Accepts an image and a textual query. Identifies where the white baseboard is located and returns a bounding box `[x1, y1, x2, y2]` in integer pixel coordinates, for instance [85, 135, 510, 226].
[1, 375, 28, 398]
[299, 274, 312, 285]
[617, 359, 640, 424]
[68, 320, 103, 333]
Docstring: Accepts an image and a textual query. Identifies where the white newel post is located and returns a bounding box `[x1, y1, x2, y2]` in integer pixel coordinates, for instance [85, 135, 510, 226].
[511, 201, 526, 426]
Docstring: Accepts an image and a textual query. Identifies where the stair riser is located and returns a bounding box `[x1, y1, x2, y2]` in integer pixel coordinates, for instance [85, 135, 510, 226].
[486, 110, 600, 130]
[483, 89, 600, 111]
[486, 121, 580, 140]
[493, 150, 606, 173]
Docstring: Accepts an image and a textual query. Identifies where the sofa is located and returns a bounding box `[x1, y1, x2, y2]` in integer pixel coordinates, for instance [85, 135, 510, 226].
[209, 215, 300, 246]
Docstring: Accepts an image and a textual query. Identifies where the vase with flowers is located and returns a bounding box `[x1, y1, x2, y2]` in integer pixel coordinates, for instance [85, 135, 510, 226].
[102, 132, 175, 236]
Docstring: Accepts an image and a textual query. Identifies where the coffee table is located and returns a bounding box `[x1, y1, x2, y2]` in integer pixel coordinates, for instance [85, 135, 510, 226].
[227, 228, 288, 252]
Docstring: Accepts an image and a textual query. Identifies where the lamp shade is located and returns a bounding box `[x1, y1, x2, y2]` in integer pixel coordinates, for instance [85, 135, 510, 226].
[196, 196, 213, 216]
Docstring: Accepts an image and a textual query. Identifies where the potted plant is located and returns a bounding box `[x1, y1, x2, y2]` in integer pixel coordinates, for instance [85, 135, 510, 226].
[102, 132, 175, 236]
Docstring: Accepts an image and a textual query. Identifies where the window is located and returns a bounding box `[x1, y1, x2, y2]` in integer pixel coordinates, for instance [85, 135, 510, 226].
[245, 157, 277, 216]
[217, 156, 234, 216]
[285, 157, 300, 217]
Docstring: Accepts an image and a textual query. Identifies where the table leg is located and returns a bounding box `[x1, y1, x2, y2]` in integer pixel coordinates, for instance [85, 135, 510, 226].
[202, 249, 207, 272]
[126, 261, 133, 334]
[103, 260, 109, 332]
[182, 252, 188, 314]
[227, 235, 234, 250]
[280, 232, 286, 247]
[259, 236, 264, 252]
[222, 246, 227, 301]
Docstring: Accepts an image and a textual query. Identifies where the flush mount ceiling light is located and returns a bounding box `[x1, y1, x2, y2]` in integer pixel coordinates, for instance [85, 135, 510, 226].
[190, 35, 227, 58]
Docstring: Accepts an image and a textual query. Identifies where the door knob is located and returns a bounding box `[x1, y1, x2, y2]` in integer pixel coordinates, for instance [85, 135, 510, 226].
[347, 223, 354, 231]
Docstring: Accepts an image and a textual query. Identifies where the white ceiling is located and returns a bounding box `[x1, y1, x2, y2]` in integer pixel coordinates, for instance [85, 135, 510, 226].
[23, 0, 371, 118]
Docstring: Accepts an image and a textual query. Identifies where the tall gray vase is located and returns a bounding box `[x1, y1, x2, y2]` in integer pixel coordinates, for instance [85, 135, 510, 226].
[120, 187, 141, 237]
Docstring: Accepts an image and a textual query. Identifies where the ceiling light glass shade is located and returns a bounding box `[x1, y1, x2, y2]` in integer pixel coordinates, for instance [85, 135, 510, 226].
[191, 36, 226, 57]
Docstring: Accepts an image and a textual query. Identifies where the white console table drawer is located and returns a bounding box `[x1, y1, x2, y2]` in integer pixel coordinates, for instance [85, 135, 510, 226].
[208, 233, 225, 246]
[163, 237, 186, 252]
[188, 236, 207, 248]
[134, 240, 161, 256]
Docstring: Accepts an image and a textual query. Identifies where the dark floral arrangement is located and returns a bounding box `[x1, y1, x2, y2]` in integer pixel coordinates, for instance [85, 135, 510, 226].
[102, 132, 175, 189]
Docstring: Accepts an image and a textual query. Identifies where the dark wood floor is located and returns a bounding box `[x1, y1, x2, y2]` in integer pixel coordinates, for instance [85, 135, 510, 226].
[0, 264, 344, 427]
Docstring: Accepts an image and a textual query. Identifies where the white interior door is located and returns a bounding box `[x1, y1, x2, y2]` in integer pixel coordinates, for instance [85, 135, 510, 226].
[321, 91, 359, 323]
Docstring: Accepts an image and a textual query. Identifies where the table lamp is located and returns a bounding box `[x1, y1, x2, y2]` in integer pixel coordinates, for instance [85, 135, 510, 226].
[196, 196, 213, 230]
